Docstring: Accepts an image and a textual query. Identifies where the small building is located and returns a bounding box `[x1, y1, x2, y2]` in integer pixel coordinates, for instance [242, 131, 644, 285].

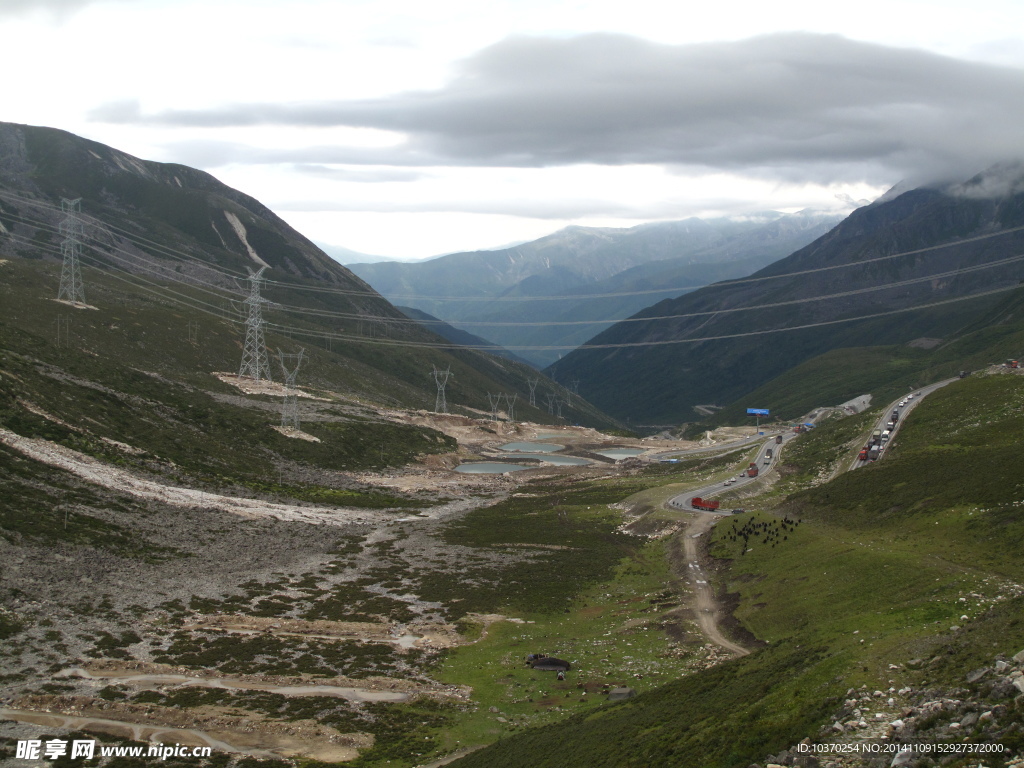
[608, 687, 637, 701]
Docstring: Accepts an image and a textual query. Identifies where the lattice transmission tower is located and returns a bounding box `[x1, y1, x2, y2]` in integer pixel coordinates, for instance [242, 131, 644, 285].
[431, 366, 452, 413]
[503, 392, 517, 423]
[239, 267, 272, 381]
[527, 378, 539, 407]
[545, 392, 556, 415]
[57, 198, 86, 305]
[277, 348, 305, 428]
[487, 393, 502, 422]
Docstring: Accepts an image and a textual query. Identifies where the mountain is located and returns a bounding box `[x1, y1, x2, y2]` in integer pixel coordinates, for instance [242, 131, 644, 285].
[547, 165, 1024, 425]
[348, 211, 846, 367]
[0, 121, 614, 428]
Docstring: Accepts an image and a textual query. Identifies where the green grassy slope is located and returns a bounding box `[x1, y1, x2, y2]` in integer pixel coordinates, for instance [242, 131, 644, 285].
[1, 258, 612, 538]
[450, 374, 1024, 768]
[698, 285, 1024, 427]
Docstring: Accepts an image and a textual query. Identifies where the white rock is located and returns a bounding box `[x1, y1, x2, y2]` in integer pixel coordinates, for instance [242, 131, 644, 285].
[1013, 649, 1024, 664]
[891, 746, 914, 766]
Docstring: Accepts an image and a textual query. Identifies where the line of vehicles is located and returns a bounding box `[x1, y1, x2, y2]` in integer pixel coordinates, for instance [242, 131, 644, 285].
[858, 391, 920, 462]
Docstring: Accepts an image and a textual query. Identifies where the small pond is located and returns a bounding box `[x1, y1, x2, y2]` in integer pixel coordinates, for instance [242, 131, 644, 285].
[454, 462, 532, 474]
[511, 453, 591, 465]
[596, 448, 646, 459]
[498, 441, 564, 453]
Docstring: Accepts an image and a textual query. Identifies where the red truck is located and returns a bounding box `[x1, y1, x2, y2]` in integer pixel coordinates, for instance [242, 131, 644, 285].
[858, 447, 869, 461]
[746, 462, 759, 478]
[691, 497, 720, 511]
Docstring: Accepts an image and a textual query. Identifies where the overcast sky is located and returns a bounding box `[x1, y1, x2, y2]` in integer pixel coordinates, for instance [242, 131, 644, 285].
[4, 0, 1024, 259]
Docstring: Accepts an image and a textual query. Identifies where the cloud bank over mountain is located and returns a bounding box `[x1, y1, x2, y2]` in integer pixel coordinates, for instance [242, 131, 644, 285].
[91, 32, 1024, 185]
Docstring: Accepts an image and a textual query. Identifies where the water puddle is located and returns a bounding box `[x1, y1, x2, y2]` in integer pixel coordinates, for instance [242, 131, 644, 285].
[505, 453, 590, 465]
[454, 462, 531, 474]
[498, 441, 564, 453]
[596, 448, 646, 459]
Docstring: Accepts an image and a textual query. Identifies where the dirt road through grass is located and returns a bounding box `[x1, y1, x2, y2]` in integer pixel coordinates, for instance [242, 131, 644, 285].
[677, 511, 749, 657]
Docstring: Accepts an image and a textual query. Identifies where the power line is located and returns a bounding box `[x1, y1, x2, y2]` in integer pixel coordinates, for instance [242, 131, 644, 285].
[8, 188, 1024, 333]
[33, 224, 1024, 352]
[0, 188, 250, 281]
[263, 224, 1024, 302]
[7, 202, 1024, 353]
[6, 184, 1024, 307]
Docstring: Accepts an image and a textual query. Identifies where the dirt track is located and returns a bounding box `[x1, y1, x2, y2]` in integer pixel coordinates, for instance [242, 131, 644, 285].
[674, 511, 749, 657]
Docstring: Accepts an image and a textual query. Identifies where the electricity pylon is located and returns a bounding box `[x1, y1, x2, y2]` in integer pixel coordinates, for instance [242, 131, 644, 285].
[487, 393, 502, 421]
[239, 267, 272, 381]
[503, 392, 518, 423]
[432, 366, 452, 413]
[57, 198, 86, 305]
[277, 348, 305, 428]
[527, 378, 539, 407]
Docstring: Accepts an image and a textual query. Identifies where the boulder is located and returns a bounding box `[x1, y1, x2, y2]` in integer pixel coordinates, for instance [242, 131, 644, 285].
[965, 667, 989, 683]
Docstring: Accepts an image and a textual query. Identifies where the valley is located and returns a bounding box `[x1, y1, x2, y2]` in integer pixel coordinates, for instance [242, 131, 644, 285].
[6, 320, 1024, 767]
[3, 122, 1024, 768]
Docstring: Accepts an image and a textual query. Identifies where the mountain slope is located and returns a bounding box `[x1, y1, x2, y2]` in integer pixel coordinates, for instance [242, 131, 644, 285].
[0, 121, 615, 428]
[349, 211, 845, 367]
[548, 166, 1024, 424]
[450, 373, 1024, 768]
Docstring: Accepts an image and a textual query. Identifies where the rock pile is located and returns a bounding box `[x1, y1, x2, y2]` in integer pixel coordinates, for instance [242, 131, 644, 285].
[748, 649, 1024, 768]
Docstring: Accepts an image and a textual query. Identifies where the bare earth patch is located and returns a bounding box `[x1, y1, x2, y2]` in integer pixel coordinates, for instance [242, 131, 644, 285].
[0, 428, 384, 526]
[271, 425, 322, 442]
[6, 695, 370, 762]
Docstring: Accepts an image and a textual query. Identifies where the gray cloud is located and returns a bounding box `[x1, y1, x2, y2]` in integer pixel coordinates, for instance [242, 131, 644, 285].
[92, 32, 1024, 182]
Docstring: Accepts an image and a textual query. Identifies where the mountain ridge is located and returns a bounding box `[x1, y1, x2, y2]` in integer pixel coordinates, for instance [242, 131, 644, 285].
[547, 165, 1024, 424]
[350, 210, 846, 366]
